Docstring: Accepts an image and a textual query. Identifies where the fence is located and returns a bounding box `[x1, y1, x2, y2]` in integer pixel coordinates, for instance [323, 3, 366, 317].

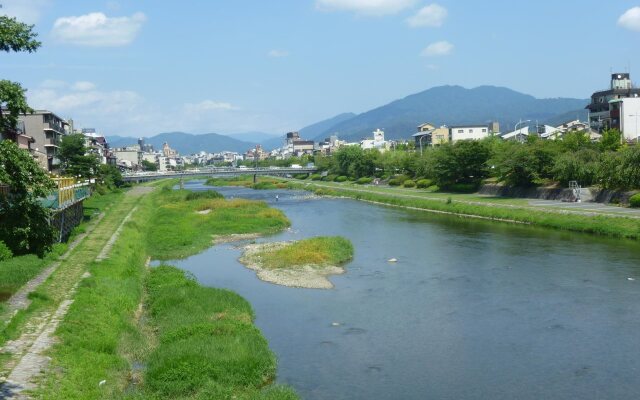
[40, 178, 91, 210]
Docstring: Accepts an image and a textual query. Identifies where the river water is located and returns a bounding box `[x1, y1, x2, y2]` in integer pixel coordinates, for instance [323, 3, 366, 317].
[172, 181, 640, 399]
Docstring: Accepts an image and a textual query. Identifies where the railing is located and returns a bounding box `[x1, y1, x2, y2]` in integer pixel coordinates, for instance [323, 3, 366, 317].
[40, 178, 91, 210]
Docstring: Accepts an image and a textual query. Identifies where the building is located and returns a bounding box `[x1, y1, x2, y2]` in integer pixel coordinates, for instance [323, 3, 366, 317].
[113, 147, 142, 169]
[610, 97, 640, 141]
[449, 124, 490, 142]
[412, 123, 450, 148]
[162, 142, 178, 158]
[360, 128, 389, 151]
[18, 110, 69, 173]
[587, 73, 640, 132]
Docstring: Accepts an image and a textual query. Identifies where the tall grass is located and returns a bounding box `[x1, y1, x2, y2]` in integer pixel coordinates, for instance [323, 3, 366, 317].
[144, 265, 297, 399]
[257, 237, 354, 269]
[146, 189, 290, 260]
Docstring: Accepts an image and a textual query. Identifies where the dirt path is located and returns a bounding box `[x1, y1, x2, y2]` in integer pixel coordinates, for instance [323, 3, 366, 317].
[0, 186, 153, 399]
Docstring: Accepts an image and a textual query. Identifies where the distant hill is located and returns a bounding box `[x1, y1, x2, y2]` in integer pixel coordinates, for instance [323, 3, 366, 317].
[299, 112, 356, 140]
[310, 85, 589, 141]
[106, 132, 254, 154]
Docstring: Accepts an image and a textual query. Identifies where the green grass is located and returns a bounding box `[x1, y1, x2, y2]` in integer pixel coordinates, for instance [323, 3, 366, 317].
[33, 184, 297, 399]
[143, 265, 297, 399]
[290, 181, 640, 240]
[146, 189, 290, 260]
[83, 189, 125, 220]
[205, 176, 288, 190]
[256, 237, 354, 269]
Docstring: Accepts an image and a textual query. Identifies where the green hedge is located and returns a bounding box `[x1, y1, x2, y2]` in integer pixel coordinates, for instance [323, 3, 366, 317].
[0, 241, 13, 261]
[403, 180, 416, 188]
[630, 193, 640, 208]
[416, 179, 433, 189]
[356, 177, 373, 185]
[335, 176, 348, 182]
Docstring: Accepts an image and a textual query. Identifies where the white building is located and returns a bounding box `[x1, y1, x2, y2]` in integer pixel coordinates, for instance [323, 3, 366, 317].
[449, 125, 490, 142]
[611, 98, 640, 141]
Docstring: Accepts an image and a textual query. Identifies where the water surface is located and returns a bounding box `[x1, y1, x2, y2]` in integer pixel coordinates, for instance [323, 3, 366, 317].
[172, 181, 640, 399]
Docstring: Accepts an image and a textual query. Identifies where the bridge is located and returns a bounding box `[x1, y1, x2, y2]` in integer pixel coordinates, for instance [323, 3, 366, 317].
[122, 166, 318, 183]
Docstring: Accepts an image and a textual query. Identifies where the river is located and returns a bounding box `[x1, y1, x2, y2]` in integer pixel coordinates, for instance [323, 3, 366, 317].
[171, 181, 640, 399]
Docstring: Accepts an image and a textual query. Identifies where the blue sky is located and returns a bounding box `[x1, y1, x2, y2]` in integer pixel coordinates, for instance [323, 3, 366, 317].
[1, 0, 640, 137]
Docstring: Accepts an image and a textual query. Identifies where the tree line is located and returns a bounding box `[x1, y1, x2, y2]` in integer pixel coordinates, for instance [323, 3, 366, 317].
[311, 129, 640, 191]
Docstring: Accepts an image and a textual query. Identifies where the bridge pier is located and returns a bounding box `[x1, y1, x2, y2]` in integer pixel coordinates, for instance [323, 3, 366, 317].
[253, 174, 257, 184]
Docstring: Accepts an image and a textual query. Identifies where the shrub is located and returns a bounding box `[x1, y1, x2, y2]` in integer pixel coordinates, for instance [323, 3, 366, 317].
[416, 179, 433, 189]
[310, 174, 322, 181]
[388, 178, 402, 186]
[403, 180, 416, 188]
[323, 174, 337, 182]
[335, 176, 348, 182]
[294, 174, 308, 180]
[356, 177, 373, 185]
[630, 193, 640, 208]
[185, 190, 224, 201]
[0, 241, 13, 261]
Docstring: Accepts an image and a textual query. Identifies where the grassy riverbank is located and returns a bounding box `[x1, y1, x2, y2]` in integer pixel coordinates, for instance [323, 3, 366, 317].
[147, 185, 290, 260]
[0, 190, 123, 320]
[145, 265, 296, 399]
[35, 183, 297, 399]
[255, 236, 353, 269]
[288, 181, 640, 239]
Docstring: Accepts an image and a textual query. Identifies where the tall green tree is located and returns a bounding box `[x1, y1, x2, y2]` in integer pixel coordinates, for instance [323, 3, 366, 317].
[0, 16, 41, 134]
[0, 141, 55, 256]
[59, 134, 100, 178]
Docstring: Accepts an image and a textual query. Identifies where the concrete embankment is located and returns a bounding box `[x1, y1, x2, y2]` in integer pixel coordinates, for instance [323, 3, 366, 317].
[478, 183, 637, 205]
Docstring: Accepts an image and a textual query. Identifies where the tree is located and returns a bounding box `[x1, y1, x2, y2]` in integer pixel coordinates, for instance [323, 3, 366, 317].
[141, 159, 158, 171]
[59, 134, 100, 178]
[0, 141, 55, 256]
[600, 129, 622, 152]
[0, 16, 41, 134]
[98, 164, 124, 189]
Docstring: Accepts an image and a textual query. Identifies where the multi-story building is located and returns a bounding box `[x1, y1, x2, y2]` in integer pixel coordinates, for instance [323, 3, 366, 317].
[412, 123, 450, 148]
[610, 97, 640, 141]
[587, 73, 640, 132]
[18, 110, 69, 173]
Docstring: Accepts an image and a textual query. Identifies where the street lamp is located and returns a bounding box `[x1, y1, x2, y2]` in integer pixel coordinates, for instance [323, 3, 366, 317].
[514, 119, 531, 142]
[419, 133, 430, 155]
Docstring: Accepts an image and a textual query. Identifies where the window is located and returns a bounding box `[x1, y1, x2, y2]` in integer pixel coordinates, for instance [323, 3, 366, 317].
[457, 129, 464, 133]
[468, 129, 473, 133]
[482, 128, 487, 133]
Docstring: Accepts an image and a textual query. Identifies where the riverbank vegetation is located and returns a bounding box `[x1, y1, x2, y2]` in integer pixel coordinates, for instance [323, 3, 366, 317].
[145, 265, 297, 399]
[147, 184, 289, 260]
[254, 236, 353, 270]
[35, 183, 298, 398]
[205, 176, 288, 190]
[300, 129, 639, 195]
[239, 237, 354, 289]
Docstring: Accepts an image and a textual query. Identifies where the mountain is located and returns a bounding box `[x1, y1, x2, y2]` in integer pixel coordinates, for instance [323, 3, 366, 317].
[310, 85, 589, 141]
[106, 132, 254, 154]
[299, 112, 357, 140]
[226, 131, 279, 144]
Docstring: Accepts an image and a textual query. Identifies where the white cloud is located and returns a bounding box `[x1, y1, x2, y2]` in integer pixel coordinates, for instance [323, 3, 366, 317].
[1, 0, 51, 24]
[618, 7, 640, 31]
[421, 40, 453, 57]
[71, 81, 96, 91]
[184, 100, 239, 114]
[315, 0, 415, 16]
[406, 4, 447, 28]
[267, 49, 290, 58]
[51, 12, 146, 47]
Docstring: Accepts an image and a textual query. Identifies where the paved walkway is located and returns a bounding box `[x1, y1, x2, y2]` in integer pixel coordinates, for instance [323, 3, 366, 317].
[0, 186, 153, 399]
[528, 199, 640, 217]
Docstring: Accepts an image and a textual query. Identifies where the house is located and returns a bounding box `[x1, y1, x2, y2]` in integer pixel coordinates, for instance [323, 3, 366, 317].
[360, 129, 389, 151]
[587, 73, 640, 132]
[501, 125, 530, 141]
